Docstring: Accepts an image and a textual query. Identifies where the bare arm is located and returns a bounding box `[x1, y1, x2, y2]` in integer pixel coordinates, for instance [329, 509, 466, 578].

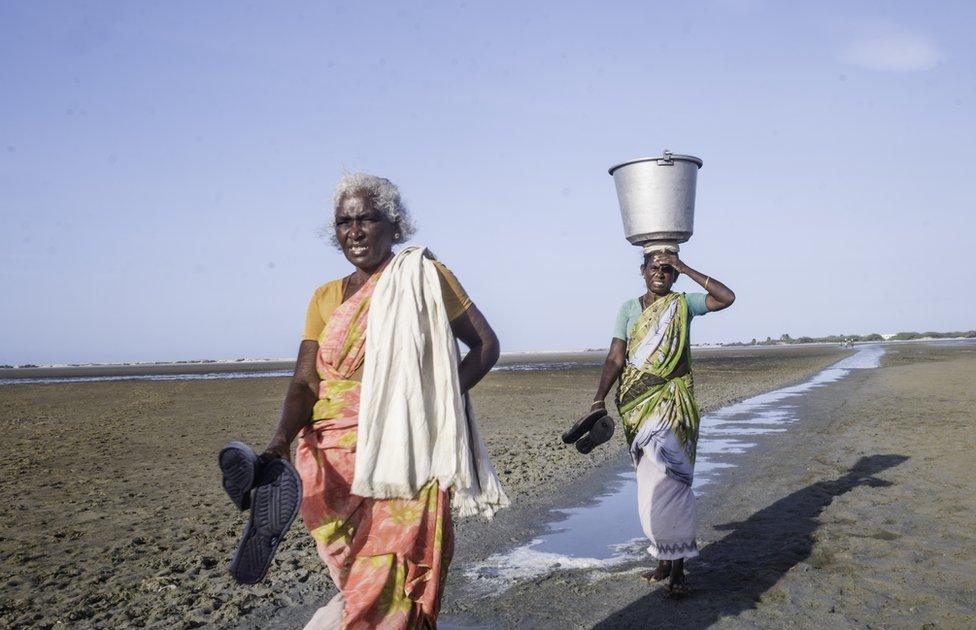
[592, 338, 627, 410]
[657, 252, 735, 311]
[450, 304, 500, 394]
[263, 340, 320, 461]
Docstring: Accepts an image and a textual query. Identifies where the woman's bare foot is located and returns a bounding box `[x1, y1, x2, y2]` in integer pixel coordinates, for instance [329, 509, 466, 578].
[666, 558, 689, 598]
[641, 560, 671, 582]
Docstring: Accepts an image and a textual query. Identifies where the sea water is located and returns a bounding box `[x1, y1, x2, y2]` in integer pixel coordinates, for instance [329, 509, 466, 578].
[0, 360, 601, 386]
[0, 369, 295, 386]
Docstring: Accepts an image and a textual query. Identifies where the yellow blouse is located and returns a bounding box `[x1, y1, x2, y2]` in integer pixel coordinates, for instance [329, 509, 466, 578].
[302, 260, 473, 342]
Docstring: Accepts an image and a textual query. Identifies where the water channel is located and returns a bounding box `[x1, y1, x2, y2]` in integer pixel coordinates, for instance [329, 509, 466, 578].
[463, 344, 885, 593]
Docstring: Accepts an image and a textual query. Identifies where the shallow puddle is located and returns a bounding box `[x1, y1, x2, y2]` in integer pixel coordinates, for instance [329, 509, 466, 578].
[464, 345, 885, 593]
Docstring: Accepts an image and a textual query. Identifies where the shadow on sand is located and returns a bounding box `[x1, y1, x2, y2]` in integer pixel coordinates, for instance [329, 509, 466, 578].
[592, 454, 909, 629]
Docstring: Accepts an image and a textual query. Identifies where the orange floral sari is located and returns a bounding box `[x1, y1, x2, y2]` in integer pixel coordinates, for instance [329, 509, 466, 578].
[295, 270, 453, 629]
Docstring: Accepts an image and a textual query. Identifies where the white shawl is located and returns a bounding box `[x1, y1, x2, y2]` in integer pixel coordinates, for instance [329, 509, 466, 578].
[352, 246, 510, 519]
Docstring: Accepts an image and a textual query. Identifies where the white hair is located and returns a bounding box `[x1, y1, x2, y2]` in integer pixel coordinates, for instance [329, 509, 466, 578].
[327, 172, 416, 247]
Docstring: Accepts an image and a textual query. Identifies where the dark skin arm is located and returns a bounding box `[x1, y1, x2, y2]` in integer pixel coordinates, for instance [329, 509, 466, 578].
[450, 304, 500, 393]
[263, 340, 320, 461]
[591, 337, 627, 410]
[655, 252, 735, 311]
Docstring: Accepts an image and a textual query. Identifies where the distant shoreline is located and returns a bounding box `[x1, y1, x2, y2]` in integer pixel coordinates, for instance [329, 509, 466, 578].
[0, 360, 295, 380]
[0, 347, 760, 379]
[3, 338, 972, 382]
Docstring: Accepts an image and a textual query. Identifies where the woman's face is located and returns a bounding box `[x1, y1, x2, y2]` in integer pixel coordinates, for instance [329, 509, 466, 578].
[334, 194, 396, 273]
[641, 258, 678, 295]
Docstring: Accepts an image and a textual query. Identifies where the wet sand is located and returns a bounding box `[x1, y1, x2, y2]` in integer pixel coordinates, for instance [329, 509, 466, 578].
[442, 342, 976, 629]
[0, 345, 849, 628]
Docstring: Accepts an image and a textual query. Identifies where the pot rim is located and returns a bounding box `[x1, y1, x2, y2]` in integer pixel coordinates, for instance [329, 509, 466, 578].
[608, 154, 703, 175]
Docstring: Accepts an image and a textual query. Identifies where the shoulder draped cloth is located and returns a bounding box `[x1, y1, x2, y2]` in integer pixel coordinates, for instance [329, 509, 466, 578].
[353, 246, 509, 519]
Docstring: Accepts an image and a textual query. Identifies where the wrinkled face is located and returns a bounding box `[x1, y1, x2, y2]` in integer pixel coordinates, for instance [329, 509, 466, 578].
[334, 194, 396, 273]
[641, 259, 678, 295]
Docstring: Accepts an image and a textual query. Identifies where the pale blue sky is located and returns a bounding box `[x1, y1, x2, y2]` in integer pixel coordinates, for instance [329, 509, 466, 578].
[2, 1, 974, 365]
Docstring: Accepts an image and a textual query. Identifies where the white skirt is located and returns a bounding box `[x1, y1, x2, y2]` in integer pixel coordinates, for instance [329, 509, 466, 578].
[636, 450, 699, 560]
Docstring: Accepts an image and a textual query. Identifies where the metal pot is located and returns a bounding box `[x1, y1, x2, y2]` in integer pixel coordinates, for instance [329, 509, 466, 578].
[608, 151, 703, 248]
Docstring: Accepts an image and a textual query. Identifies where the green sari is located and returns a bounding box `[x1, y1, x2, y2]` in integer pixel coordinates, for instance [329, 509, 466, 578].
[615, 292, 700, 486]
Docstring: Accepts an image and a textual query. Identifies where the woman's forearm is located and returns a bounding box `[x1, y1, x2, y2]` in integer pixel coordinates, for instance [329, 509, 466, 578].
[593, 359, 624, 405]
[458, 337, 499, 394]
[267, 382, 317, 452]
[681, 265, 735, 307]
[451, 305, 500, 394]
[593, 339, 627, 406]
[265, 340, 320, 457]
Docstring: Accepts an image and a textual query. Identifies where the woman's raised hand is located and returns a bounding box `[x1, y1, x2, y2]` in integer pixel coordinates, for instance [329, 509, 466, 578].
[659, 255, 736, 312]
[653, 251, 687, 274]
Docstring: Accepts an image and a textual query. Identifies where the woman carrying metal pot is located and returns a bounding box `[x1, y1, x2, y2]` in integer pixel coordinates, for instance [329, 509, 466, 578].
[590, 247, 734, 596]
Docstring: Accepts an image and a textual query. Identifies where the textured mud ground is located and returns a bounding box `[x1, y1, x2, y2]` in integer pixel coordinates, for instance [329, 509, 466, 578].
[0, 345, 847, 628]
[442, 342, 976, 629]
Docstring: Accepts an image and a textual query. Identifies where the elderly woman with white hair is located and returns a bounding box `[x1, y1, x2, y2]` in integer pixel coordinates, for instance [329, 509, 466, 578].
[262, 173, 508, 628]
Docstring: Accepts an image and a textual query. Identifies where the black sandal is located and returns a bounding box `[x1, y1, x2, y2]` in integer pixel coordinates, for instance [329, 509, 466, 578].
[562, 409, 608, 444]
[228, 457, 303, 584]
[219, 441, 261, 511]
[575, 416, 615, 454]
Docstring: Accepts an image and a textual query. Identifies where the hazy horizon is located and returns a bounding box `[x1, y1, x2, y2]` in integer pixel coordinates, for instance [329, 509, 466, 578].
[9, 334, 976, 369]
[3, 2, 974, 365]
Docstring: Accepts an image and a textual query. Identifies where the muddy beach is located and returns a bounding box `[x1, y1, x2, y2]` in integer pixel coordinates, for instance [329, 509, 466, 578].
[440, 341, 976, 629]
[1, 345, 864, 628]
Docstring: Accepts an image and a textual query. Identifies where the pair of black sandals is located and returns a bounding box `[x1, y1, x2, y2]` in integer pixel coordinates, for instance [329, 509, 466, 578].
[218, 408, 606, 582]
[562, 407, 615, 454]
[218, 442, 303, 584]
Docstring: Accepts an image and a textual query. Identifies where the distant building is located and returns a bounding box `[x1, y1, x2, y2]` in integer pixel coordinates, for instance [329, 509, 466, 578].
[881, 333, 897, 341]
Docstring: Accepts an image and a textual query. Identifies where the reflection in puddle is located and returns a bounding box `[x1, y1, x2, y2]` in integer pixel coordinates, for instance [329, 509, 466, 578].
[532, 470, 640, 560]
[464, 345, 884, 593]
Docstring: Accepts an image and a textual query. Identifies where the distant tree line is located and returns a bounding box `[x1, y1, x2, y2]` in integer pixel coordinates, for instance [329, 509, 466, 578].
[727, 330, 976, 346]
[884, 331, 976, 341]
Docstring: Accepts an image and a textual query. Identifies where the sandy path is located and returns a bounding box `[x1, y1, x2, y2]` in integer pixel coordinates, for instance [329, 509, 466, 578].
[0, 345, 846, 629]
[445, 342, 976, 629]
